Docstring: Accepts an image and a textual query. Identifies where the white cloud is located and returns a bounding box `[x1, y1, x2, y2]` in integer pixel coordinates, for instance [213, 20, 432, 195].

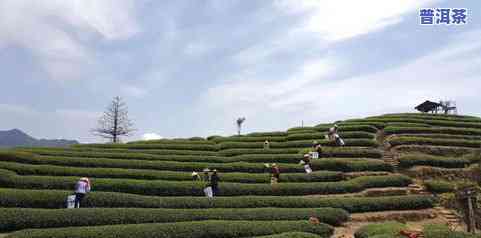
[275, 0, 438, 42]
[0, 103, 37, 115]
[0, 0, 140, 81]
[183, 42, 212, 57]
[197, 30, 481, 134]
[142, 133, 163, 141]
[120, 85, 149, 98]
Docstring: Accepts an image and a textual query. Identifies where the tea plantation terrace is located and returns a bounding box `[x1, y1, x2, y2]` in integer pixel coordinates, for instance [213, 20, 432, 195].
[0, 112, 480, 238]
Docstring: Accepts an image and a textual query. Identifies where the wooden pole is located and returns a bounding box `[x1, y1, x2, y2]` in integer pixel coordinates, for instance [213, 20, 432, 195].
[467, 196, 476, 233]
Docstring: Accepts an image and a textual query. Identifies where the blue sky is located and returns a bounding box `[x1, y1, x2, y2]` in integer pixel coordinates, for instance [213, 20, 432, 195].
[0, 0, 480, 142]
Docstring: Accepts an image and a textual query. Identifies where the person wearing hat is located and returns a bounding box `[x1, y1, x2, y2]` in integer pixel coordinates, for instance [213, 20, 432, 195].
[74, 177, 91, 208]
[270, 163, 280, 184]
[210, 169, 220, 196]
[192, 171, 200, 181]
[302, 154, 313, 174]
[202, 168, 210, 182]
[311, 140, 322, 159]
[328, 124, 338, 141]
[264, 140, 270, 149]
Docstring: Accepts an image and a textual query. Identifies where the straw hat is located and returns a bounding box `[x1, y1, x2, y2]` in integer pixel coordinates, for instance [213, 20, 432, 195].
[79, 177, 89, 182]
[203, 168, 210, 172]
[304, 154, 310, 158]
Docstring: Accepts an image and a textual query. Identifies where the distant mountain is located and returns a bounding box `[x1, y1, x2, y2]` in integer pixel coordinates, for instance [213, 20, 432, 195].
[0, 129, 78, 148]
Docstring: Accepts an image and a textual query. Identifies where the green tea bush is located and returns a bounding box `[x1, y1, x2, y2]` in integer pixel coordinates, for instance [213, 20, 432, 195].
[354, 221, 406, 238]
[18, 150, 230, 163]
[216, 140, 378, 150]
[4, 220, 334, 238]
[394, 145, 477, 157]
[0, 188, 434, 212]
[247, 132, 288, 137]
[398, 153, 471, 168]
[212, 136, 287, 143]
[0, 207, 348, 231]
[384, 127, 481, 136]
[219, 148, 301, 156]
[388, 136, 481, 148]
[0, 161, 343, 183]
[286, 132, 375, 141]
[398, 134, 481, 141]
[423, 224, 481, 238]
[351, 117, 481, 129]
[424, 180, 455, 193]
[315, 125, 378, 133]
[0, 152, 391, 173]
[126, 139, 213, 145]
[386, 122, 431, 127]
[373, 113, 481, 122]
[336, 122, 386, 129]
[0, 170, 409, 196]
[72, 143, 219, 151]
[287, 127, 318, 132]
[254, 232, 322, 238]
[297, 148, 383, 159]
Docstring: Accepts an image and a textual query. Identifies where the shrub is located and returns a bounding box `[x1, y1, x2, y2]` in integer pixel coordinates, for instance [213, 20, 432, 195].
[298, 148, 383, 159]
[4, 220, 334, 238]
[286, 132, 375, 141]
[247, 132, 288, 137]
[212, 136, 287, 143]
[206, 135, 222, 140]
[354, 221, 407, 238]
[0, 188, 435, 212]
[336, 122, 386, 129]
[373, 113, 481, 122]
[424, 180, 455, 193]
[0, 161, 343, 183]
[219, 149, 301, 156]
[394, 145, 477, 157]
[287, 127, 318, 132]
[127, 139, 213, 145]
[17, 150, 231, 163]
[283, 139, 379, 148]
[0, 152, 391, 173]
[315, 125, 378, 134]
[351, 117, 481, 129]
[398, 153, 471, 168]
[0, 207, 348, 231]
[254, 232, 322, 238]
[384, 126, 481, 136]
[386, 122, 431, 127]
[72, 143, 219, 151]
[0, 170, 409, 196]
[388, 136, 481, 148]
[423, 224, 481, 238]
[399, 134, 481, 141]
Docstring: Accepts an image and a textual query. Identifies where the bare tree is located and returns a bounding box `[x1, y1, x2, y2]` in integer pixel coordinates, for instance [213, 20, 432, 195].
[236, 117, 246, 135]
[92, 96, 135, 143]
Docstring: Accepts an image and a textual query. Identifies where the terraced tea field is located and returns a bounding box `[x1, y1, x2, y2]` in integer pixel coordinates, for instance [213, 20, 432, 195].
[0, 113, 480, 238]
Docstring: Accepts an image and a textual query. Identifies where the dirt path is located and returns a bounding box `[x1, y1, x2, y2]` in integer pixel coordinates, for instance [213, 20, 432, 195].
[333, 209, 446, 238]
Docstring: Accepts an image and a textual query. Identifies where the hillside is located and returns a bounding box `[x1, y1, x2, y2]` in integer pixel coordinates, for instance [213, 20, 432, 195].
[0, 129, 78, 148]
[0, 113, 480, 238]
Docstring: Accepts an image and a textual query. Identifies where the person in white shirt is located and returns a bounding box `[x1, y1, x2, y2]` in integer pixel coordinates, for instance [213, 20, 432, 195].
[74, 177, 91, 208]
[328, 124, 338, 141]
